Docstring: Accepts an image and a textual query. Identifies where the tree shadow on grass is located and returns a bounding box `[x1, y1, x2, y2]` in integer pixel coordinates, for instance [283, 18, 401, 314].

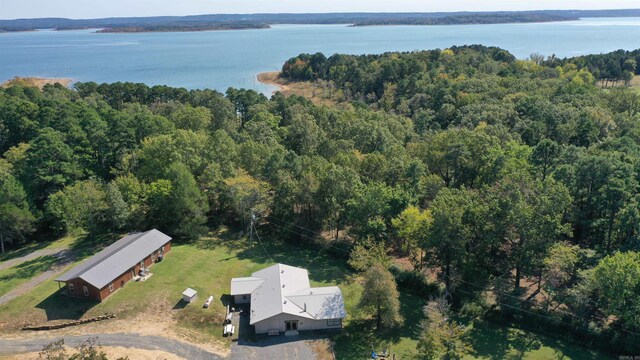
[0, 255, 59, 282]
[235, 237, 354, 285]
[68, 233, 116, 261]
[35, 288, 99, 321]
[467, 321, 512, 359]
[466, 320, 606, 360]
[333, 292, 425, 359]
[0, 242, 47, 263]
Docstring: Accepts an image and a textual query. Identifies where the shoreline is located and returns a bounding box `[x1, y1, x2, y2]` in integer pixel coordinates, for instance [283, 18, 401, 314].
[257, 71, 289, 94]
[1, 76, 73, 89]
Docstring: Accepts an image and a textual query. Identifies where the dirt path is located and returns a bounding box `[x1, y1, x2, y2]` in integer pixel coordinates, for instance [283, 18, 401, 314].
[0, 248, 66, 272]
[0, 250, 74, 306]
[0, 333, 221, 359]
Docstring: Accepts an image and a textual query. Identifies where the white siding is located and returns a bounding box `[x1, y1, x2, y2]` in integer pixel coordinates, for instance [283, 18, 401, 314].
[253, 313, 343, 334]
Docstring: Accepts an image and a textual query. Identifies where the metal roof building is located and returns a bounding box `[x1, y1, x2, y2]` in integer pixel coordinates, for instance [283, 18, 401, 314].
[230, 263, 346, 334]
[56, 229, 172, 301]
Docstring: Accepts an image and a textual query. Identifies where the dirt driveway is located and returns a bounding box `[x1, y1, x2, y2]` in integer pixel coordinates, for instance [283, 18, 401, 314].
[0, 333, 221, 360]
[0, 249, 74, 306]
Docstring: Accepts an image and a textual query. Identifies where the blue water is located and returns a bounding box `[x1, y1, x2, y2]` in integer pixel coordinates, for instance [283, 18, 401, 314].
[1, 17, 640, 94]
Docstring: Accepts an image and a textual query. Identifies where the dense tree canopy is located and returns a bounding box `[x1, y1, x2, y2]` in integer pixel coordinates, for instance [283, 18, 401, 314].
[1, 45, 639, 350]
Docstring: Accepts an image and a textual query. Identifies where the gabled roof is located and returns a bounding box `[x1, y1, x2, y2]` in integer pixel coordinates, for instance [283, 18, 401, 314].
[231, 263, 346, 325]
[230, 277, 265, 295]
[287, 286, 347, 320]
[56, 229, 171, 289]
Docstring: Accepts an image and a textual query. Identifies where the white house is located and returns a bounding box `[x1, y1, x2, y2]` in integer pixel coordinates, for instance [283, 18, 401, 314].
[230, 263, 346, 334]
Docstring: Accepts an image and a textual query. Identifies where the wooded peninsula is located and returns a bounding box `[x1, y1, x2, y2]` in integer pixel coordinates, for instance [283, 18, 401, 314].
[2, 9, 640, 32]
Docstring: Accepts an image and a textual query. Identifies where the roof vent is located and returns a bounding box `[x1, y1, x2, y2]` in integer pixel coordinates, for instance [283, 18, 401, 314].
[281, 270, 284, 273]
[282, 284, 286, 288]
[284, 300, 287, 304]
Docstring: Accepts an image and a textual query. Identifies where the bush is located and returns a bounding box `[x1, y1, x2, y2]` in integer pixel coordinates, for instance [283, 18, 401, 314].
[389, 266, 440, 299]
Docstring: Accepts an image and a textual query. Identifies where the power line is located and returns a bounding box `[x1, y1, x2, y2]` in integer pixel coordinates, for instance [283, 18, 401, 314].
[267, 217, 351, 255]
[252, 220, 273, 262]
[265, 214, 640, 338]
[443, 273, 640, 337]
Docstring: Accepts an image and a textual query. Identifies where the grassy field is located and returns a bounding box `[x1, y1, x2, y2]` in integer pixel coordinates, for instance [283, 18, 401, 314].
[0, 229, 611, 358]
[0, 255, 59, 297]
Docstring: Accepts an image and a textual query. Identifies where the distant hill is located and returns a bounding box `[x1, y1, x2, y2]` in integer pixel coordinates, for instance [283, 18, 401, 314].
[1, 9, 639, 33]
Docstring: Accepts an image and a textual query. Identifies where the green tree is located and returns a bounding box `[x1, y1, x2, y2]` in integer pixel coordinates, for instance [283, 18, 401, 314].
[45, 179, 108, 235]
[146, 162, 209, 239]
[105, 182, 130, 231]
[543, 242, 579, 310]
[346, 182, 408, 242]
[417, 297, 470, 360]
[359, 264, 403, 330]
[223, 170, 272, 230]
[485, 174, 571, 291]
[392, 205, 432, 270]
[427, 188, 478, 294]
[20, 128, 81, 204]
[348, 238, 392, 272]
[0, 172, 35, 253]
[316, 165, 360, 239]
[578, 251, 640, 330]
[168, 105, 211, 132]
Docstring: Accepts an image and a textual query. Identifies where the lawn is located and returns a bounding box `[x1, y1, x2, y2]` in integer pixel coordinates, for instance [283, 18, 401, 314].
[0, 255, 59, 296]
[0, 228, 611, 358]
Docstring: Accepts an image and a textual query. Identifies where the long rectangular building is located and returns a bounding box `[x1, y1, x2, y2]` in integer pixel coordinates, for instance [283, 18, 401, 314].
[55, 229, 171, 302]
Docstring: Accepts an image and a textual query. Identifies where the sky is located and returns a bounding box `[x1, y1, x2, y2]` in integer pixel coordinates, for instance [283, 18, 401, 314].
[1, 0, 639, 20]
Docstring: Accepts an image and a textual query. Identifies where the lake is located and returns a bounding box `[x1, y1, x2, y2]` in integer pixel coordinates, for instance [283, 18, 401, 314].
[1, 17, 640, 94]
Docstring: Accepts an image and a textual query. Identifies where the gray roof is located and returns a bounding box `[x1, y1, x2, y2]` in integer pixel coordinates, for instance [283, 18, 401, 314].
[230, 277, 265, 295]
[56, 229, 171, 289]
[231, 263, 346, 325]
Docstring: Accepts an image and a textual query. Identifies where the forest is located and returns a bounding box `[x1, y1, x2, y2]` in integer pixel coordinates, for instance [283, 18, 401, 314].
[3, 9, 640, 32]
[1, 45, 639, 355]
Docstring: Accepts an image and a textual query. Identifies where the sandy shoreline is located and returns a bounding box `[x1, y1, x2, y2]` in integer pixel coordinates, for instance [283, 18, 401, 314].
[1, 77, 73, 89]
[257, 71, 289, 94]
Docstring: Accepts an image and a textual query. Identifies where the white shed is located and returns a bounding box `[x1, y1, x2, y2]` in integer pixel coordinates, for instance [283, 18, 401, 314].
[182, 288, 197, 303]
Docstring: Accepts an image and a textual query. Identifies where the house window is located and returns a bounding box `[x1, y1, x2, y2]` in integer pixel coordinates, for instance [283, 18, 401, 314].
[327, 319, 342, 327]
[68, 283, 75, 294]
[242, 294, 248, 300]
[161, 245, 165, 253]
[83, 286, 89, 297]
[151, 253, 155, 262]
[109, 282, 114, 292]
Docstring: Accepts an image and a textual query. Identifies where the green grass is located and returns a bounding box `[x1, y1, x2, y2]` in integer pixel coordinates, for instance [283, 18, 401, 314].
[463, 321, 609, 360]
[0, 255, 59, 296]
[0, 234, 79, 263]
[0, 229, 611, 358]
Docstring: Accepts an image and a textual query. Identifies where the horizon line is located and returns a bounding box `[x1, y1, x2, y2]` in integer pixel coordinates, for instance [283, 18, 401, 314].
[3, 8, 640, 21]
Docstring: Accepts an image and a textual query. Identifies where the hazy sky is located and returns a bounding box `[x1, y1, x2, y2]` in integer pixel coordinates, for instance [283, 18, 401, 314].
[1, 0, 639, 20]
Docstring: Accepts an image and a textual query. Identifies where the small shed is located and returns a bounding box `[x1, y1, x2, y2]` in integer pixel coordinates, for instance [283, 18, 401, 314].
[182, 288, 197, 303]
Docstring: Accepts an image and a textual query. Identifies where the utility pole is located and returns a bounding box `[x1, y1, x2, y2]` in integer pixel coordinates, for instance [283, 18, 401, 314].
[249, 210, 255, 250]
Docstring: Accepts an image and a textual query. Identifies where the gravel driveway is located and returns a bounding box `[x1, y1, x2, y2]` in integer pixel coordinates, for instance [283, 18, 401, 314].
[0, 249, 75, 306]
[0, 333, 221, 360]
[0, 248, 64, 272]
